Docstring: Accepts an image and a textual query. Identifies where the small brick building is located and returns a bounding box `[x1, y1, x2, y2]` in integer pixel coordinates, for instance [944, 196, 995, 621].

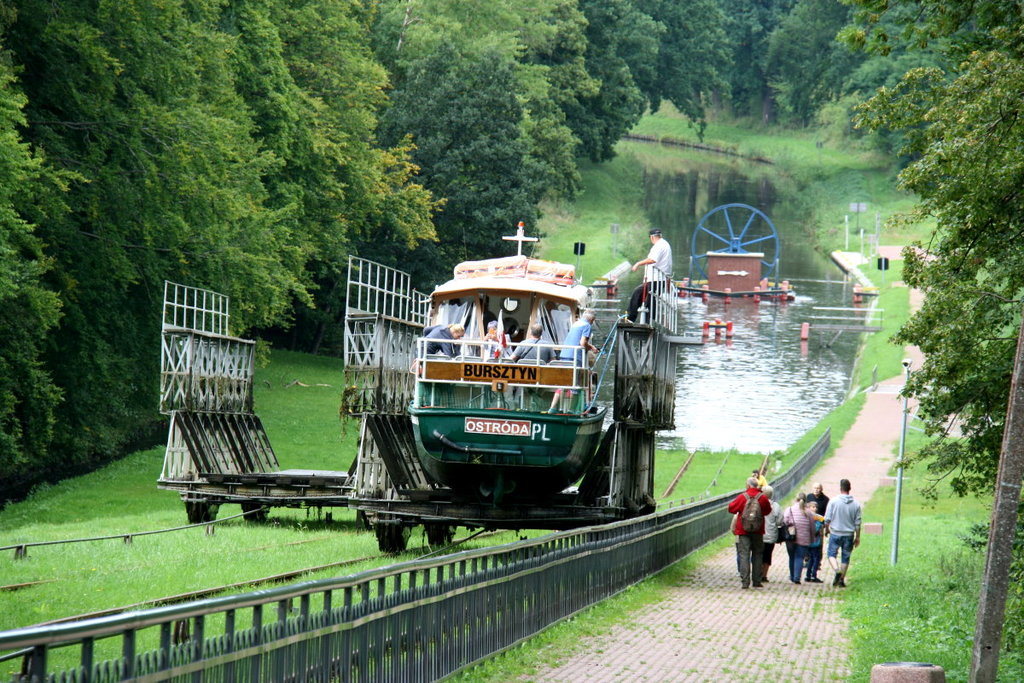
[706, 252, 764, 292]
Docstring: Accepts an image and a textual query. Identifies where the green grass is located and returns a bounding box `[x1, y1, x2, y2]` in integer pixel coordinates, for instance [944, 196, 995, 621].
[252, 348, 358, 470]
[654, 448, 780, 505]
[843, 478, 1023, 681]
[538, 154, 647, 281]
[0, 349, 538, 632]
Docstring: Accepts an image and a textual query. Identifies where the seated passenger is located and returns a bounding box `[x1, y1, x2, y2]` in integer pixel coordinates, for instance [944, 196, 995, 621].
[510, 324, 553, 363]
[481, 320, 502, 359]
[424, 323, 465, 357]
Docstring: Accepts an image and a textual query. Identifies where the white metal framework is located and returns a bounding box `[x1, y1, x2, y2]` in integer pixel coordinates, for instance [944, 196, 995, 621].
[342, 257, 428, 415]
[159, 281, 276, 482]
[162, 281, 230, 336]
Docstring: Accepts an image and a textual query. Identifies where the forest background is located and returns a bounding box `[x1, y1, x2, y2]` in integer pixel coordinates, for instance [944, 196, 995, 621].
[2, 0, 1023, 627]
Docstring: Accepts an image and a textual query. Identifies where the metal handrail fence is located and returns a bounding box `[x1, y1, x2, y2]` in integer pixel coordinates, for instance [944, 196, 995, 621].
[1, 429, 829, 682]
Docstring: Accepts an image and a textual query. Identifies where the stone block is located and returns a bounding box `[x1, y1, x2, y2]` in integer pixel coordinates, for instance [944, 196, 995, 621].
[863, 522, 883, 534]
[870, 662, 945, 683]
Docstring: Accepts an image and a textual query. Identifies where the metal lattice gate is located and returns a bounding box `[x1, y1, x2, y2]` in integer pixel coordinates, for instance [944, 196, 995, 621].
[159, 281, 279, 483]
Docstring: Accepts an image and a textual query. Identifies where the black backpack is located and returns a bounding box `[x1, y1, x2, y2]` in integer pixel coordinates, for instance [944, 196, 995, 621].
[741, 492, 764, 533]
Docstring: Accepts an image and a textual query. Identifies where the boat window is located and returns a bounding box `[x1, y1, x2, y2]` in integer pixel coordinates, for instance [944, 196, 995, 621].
[434, 298, 473, 334]
[538, 300, 573, 344]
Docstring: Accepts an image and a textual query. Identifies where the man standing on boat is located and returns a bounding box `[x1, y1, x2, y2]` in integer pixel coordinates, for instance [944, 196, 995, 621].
[627, 228, 673, 324]
[424, 323, 465, 357]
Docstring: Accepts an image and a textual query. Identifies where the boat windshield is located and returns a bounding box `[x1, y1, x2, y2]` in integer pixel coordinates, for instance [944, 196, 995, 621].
[434, 298, 476, 336]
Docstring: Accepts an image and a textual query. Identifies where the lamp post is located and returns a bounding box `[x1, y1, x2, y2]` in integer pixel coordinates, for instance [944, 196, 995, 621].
[891, 358, 912, 565]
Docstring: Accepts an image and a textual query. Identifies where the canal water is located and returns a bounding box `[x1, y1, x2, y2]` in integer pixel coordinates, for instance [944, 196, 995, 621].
[612, 141, 863, 454]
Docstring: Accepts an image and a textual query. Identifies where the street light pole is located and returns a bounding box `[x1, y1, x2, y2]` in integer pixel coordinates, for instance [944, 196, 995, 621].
[891, 359, 912, 565]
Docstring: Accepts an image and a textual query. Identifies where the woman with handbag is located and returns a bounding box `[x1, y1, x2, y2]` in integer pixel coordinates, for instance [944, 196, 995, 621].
[783, 492, 815, 584]
[759, 485, 784, 583]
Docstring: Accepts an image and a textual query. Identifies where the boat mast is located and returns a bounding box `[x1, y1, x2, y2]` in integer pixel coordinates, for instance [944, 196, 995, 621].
[502, 221, 538, 256]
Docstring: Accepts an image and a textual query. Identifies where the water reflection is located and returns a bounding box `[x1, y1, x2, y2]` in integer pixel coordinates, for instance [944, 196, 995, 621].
[616, 142, 862, 453]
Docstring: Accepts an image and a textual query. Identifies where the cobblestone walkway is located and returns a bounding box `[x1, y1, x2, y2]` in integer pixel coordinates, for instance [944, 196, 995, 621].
[531, 300, 924, 682]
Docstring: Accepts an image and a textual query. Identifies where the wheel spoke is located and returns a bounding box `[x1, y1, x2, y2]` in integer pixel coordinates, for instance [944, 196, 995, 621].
[722, 208, 737, 240]
[740, 234, 776, 249]
[736, 211, 758, 241]
[696, 224, 730, 247]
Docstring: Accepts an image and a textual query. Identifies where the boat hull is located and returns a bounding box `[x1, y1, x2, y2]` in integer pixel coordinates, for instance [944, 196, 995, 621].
[409, 406, 606, 503]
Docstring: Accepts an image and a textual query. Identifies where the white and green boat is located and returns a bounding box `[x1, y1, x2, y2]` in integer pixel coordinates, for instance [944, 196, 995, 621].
[409, 227, 609, 503]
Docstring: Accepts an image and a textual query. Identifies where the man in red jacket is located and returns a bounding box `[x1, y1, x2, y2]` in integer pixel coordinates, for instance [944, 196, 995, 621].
[728, 477, 774, 589]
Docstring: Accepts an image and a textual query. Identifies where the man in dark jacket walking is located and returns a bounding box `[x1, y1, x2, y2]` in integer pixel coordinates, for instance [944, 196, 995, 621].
[804, 482, 830, 581]
[728, 477, 774, 589]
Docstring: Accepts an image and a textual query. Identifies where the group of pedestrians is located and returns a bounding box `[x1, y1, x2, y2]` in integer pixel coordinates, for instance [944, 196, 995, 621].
[728, 474, 862, 589]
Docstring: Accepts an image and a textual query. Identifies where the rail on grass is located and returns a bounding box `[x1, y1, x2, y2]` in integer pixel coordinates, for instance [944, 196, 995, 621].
[0, 429, 829, 682]
[0, 508, 261, 560]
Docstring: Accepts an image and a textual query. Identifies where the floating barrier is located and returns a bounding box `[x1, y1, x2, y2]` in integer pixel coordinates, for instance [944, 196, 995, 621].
[702, 319, 734, 339]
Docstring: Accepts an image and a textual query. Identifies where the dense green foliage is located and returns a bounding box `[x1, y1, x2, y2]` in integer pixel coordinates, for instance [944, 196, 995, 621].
[0, 0, 435, 502]
[0, 50, 64, 499]
[845, 0, 1024, 656]
[849, 0, 1024, 498]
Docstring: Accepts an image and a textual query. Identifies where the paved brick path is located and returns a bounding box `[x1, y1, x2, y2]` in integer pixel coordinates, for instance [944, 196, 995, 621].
[532, 294, 924, 682]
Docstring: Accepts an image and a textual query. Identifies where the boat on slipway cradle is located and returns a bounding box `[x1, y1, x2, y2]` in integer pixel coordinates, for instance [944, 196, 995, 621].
[343, 223, 695, 551]
[409, 243, 607, 505]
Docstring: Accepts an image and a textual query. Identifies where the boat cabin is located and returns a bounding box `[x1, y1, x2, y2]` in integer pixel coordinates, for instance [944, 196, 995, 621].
[413, 255, 598, 415]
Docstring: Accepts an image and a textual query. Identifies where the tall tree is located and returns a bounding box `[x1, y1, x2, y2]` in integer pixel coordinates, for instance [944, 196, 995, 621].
[766, 0, 861, 126]
[635, 0, 730, 132]
[225, 0, 436, 352]
[378, 45, 546, 285]
[372, 0, 590, 198]
[7, 0, 305, 481]
[719, 0, 794, 121]
[563, 0, 657, 161]
[848, 0, 1024, 497]
[0, 45, 63, 502]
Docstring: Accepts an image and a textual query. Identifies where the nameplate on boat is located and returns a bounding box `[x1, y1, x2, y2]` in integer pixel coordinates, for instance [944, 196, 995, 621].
[465, 417, 532, 437]
[421, 360, 574, 386]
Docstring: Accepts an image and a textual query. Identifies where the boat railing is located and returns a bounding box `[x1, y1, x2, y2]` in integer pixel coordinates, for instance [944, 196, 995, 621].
[411, 337, 597, 414]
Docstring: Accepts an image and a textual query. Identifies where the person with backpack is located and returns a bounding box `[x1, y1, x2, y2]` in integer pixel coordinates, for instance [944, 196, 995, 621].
[727, 477, 773, 589]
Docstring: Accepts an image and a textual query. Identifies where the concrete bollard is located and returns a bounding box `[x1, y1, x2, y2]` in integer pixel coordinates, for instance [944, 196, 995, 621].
[870, 662, 945, 683]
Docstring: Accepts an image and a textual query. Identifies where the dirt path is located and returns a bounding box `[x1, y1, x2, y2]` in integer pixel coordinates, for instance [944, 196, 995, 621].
[529, 290, 924, 682]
